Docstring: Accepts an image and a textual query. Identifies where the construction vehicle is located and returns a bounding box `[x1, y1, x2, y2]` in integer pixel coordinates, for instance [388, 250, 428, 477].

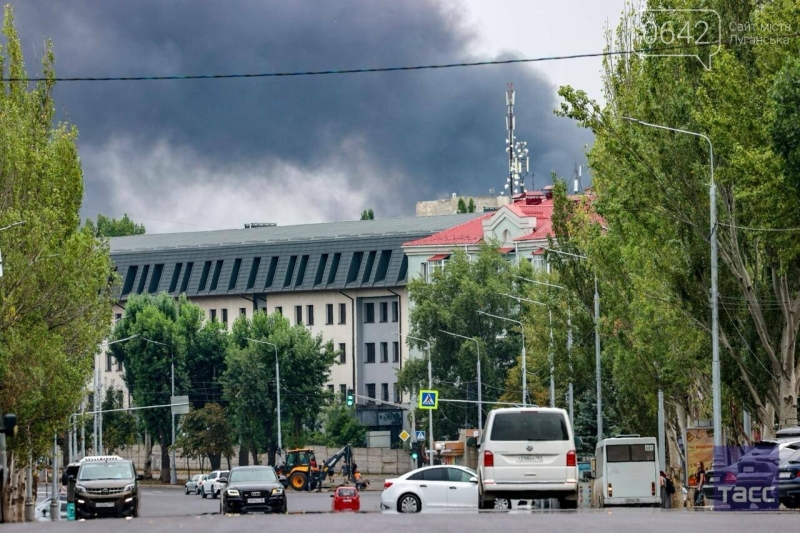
[275, 445, 367, 492]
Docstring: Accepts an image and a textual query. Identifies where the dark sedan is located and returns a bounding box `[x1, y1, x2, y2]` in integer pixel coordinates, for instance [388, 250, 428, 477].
[777, 449, 800, 509]
[219, 466, 287, 515]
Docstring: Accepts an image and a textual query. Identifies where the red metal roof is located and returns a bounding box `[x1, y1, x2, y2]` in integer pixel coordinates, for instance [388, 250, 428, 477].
[498, 247, 515, 254]
[403, 213, 493, 246]
[515, 220, 553, 241]
[427, 254, 451, 261]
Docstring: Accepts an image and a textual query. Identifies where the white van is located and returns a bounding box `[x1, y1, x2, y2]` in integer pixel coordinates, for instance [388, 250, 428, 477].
[592, 435, 660, 507]
[477, 407, 579, 509]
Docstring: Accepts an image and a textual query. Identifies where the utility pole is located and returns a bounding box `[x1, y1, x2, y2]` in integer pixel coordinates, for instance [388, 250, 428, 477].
[658, 390, 666, 470]
[398, 334, 433, 465]
[594, 274, 602, 441]
[478, 311, 527, 406]
[50, 433, 58, 521]
[439, 331, 482, 432]
[246, 338, 282, 462]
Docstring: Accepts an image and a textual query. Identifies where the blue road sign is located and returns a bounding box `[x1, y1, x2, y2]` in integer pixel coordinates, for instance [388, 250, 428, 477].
[416, 430, 426, 441]
[418, 390, 438, 409]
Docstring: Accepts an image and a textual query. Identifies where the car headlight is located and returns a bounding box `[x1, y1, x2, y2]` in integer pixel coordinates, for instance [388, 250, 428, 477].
[271, 488, 284, 495]
[75, 485, 86, 493]
[227, 489, 240, 496]
[123, 484, 135, 492]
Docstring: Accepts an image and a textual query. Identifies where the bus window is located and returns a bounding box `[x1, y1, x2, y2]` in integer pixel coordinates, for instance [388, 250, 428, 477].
[606, 445, 630, 463]
[630, 444, 655, 462]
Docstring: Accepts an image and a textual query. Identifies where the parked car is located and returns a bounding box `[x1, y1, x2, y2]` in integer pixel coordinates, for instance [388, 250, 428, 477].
[219, 466, 287, 514]
[477, 407, 580, 509]
[197, 474, 209, 496]
[381, 465, 479, 513]
[203, 470, 229, 499]
[331, 485, 360, 512]
[778, 447, 800, 509]
[35, 494, 68, 521]
[185, 474, 203, 495]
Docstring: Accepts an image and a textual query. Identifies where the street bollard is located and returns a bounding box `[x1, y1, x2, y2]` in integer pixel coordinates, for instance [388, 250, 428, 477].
[67, 476, 76, 520]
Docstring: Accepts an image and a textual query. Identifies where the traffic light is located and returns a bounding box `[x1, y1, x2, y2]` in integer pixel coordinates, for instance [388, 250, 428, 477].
[346, 389, 355, 407]
[410, 442, 418, 461]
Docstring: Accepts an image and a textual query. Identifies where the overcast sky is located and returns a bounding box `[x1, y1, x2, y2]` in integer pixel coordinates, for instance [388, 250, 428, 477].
[6, 0, 625, 233]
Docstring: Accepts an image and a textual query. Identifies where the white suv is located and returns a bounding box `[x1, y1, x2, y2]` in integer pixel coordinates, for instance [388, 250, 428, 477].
[202, 470, 229, 499]
[477, 407, 579, 509]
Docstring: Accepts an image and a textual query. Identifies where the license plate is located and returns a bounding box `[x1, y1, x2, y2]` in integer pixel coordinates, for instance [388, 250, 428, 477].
[624, 498, 640, 504]
[779, 472, 792, 479]
[247, 498, 265, 504]
[743, 466, 755, 473]
[516, 455, 542, 463]
[95, 502, 115, 508]
[710, 477, 719, 483]
[343, 498, 352, 502]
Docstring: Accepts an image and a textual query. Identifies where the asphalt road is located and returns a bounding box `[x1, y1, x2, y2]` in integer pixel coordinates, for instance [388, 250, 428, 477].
[18, 486, 800, 532]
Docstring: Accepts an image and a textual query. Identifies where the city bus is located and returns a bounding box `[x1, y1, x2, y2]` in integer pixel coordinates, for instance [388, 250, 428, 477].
[592, 435, 660, 507]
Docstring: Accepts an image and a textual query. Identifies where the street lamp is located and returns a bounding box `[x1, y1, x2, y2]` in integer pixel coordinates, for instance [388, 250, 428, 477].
[539, 247, 603, 441]
[439, 330, 483, 430]
[245, 338, 282, 463]
[94, 334, 140, 457]
[623, 116, 721, 454]
[0, 220, 25, 279]
[398, 333, 434, 465]
[501, 294, 555, 408]
[133, 336, 178, 485]
[477, 311, 528, 406]
[514, 275, 574, 423]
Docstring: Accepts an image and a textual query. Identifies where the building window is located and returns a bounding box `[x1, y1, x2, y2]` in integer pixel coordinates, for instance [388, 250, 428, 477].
[392, 341, 399, 363]
[326, 304, 334, 325]
[366, 383, 376, 402]
[380, 342, 388, 363]
[106, 353, 113, 372]
[276, 306, 282, 316]
[380, 302, 388, 323]
[392, 301, 398, 322]
[339, 303, 347, 324]
[381, 383, 389, 402]
[239, 308, 247, 317]
[295, 305, 302, 325]
[339, 384, 347, 401]
[339, 343, 346, 364]
[115, 313, 122, 323]
[365, 343, 376, 363]
[327, 384, 334, 397]
[210, 309, 217, 322]
[394, 383, 401, 404]
[116, 357, 123, 372]
[421, 262, 429, 282]
[306, 305, 314, 326]
[222, 309, 228, 325]
[364, 303, 375, 323]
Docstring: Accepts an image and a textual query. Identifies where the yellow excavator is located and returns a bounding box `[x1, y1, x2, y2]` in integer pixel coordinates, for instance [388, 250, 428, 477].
[275, 445, 367, 491]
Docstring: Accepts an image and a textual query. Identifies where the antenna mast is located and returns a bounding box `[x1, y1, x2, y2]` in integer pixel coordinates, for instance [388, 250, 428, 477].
[505, 84, 529, 196]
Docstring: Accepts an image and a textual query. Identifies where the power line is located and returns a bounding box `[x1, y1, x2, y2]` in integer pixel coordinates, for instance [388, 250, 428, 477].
[4, 36, 798, 83]
[719, 221, 800, 233]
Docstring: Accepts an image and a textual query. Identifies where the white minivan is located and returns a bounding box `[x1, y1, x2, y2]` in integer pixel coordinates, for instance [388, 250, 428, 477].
[477, 407, 579, 509]
[592, 435, 660, 507]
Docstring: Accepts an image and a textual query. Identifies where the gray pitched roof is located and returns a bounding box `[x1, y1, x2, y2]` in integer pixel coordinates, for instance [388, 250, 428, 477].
[110, 213, 484, 254]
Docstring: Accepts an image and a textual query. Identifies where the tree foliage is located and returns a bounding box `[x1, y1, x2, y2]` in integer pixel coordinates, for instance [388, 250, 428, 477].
[313, 404, 368, 447]
[555, 0, 800, 438]
[100, 385, 137, 454]
[0, 5, 114, 468]
[84, 213, 145, 238]
[467, 198, 476, 213]
[457, 198, 468, 213]
[360, 209, 374, 220]
[175, 403, 233, 471]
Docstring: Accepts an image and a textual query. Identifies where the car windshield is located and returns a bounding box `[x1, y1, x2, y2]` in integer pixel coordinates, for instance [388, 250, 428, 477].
[78, 462, 133, 481]
[229, 468, 278, 483]
[491, 411, 569, 441]
[338, 488, 357, 497]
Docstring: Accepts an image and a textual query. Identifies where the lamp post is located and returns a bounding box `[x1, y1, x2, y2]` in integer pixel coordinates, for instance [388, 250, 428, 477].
[514, 276, 574, 423]
[245, 338, 282, 462]
[398, 333, 434, 465]
[541, 247, 603, 441]
[439, 330, 483, 430]
[134, 336, 177, 485]
[95, 334, 140, 456]
[478, 311, 527, 406]
[623, 117, 720, 454]
[501, 294, 555, 408]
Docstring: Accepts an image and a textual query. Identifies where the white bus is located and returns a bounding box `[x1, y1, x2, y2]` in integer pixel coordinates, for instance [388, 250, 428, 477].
[592, 435, 660, 507]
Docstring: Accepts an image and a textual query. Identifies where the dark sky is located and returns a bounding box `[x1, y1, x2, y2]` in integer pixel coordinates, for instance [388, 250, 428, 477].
[5, 0, 593, 232]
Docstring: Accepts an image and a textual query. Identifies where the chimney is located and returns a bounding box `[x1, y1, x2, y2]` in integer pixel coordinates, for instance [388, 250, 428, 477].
[543, 185, 554, 199]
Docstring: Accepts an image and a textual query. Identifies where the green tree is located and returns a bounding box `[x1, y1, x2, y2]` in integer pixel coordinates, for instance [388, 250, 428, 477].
[101, 385, 138, 454]
[226, 311, 336, 464]
[314, 404, 368, 447]
[360, 209, 374, 220]
[556, 0, 800, 436]
[457, 198, 468, 213]
[467, 198, 476, 213]
[180, 312, 229, 407]
[85, 213, 145, 237]
[110, 293, 198, 482]
[175, 403, 234, 471]
[0, 6, 114, 512]
[398, 245, 533, 438]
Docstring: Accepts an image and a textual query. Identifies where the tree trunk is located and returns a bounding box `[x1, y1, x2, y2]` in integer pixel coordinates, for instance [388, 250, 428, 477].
[762, 404, 776, 439]
[251, 445, 260, 465]
[143, 433, 153, 479]
[207, 452, 221, 471]
[268, 444, 276, 466]
[778, 370, 798, 430]
[225, 456, 230, 471]
[159, 433, 170, 483]
[238, 442, 249, 466]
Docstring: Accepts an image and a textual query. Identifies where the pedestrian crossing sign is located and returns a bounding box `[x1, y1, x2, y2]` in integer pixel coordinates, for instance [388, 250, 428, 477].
[418, 390, 439, 410]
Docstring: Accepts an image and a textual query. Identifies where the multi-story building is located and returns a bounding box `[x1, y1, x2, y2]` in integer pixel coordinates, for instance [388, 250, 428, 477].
[99, 213, 484, 443]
